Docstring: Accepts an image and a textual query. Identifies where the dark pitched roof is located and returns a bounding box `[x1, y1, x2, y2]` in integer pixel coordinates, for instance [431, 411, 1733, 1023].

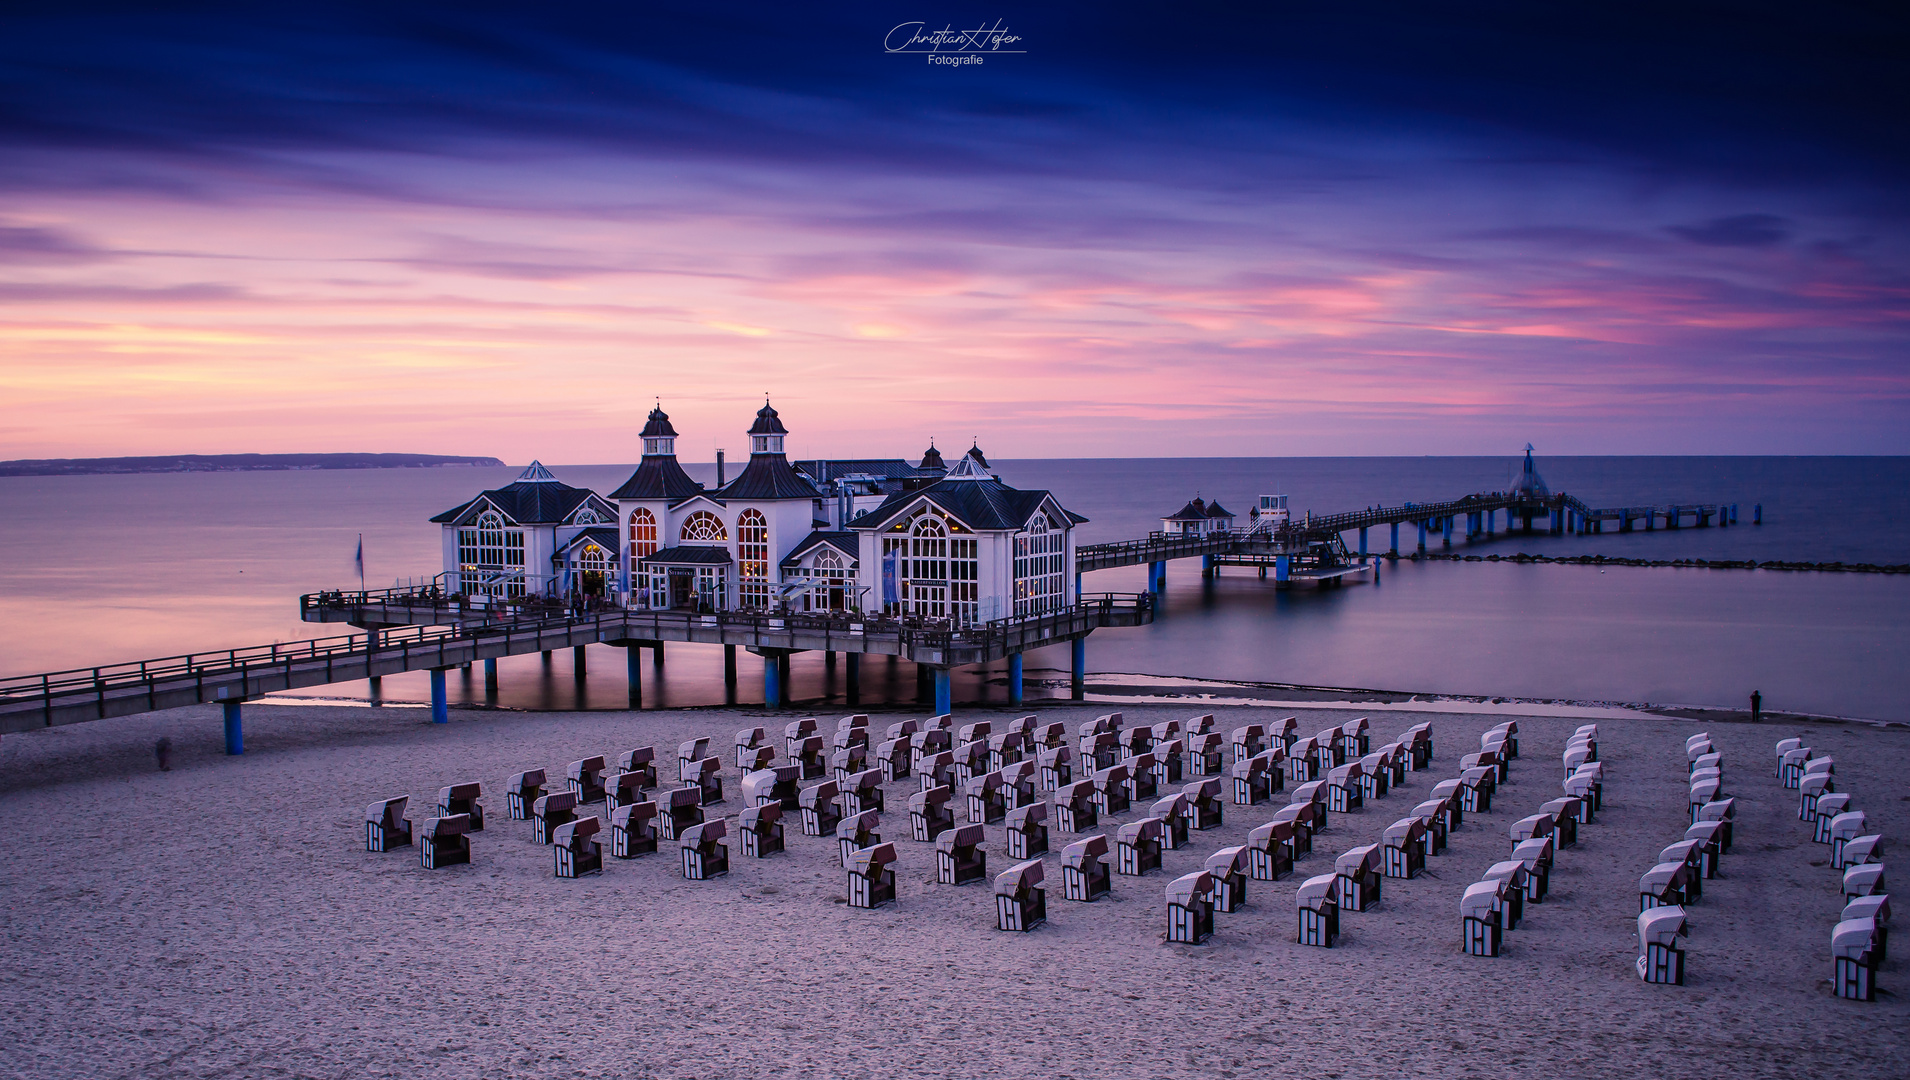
[848, 475, 1083, 532]
[780, 531, 859, 569]
[748, 400, 787, 436]
[720, 453, 822, 500]
[553, 527, 620, 562]
[640, 405, 678, 439]
[1165, 498, 1209, 522]
[431, 476, 603, 526]
[609, 455, 704, 500]
[642, 545, 733, 565]
[1205, 501, 1235, 518]
[794, 458, 937, 484]
[918, 444, 945, 470]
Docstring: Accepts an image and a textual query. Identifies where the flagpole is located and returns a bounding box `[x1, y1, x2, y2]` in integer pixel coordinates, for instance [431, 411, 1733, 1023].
[357, 533, 365, 592]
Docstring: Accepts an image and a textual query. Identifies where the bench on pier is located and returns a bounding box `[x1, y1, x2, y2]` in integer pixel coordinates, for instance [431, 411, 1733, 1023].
[737, 746, 775, 774]
[1205, 846, 1248, 913]
[1325, 762, 1365, 814]
[996, 860, 1047, 931]
[676, 739, 710, 783]
[987, 731, 1026, 773]
[1091, 765, 1132, 817]
[505, 770, 546, 820]
[567, 756, 608, 804]
[1462, 879, 1507, 957]
[799, 780, 842, 837]
[876, 737, 913, 783]
[1637, 906, 1687, 984]
[552, 816, 602, 878]
[735, 727, 767, 769]
[1382, 818, 1427, 879]
[918, 750, 957, 794]
[1247, 820, 1295, 881]
[679, 819, 728, 880]
[1231, 724, 1268, 763]
[739, 802, 786, 859]
[1231, 754, 1273, 806]
[1116, 817, 1165, 877]
[1061, 835, 1111, 902]
[610, 801, 659, 858]
[420, 814, 471, 869]
[1296, 873, 1339, 947]
[1184, 777, 1225, 831]
[531, 790, 580, 845]
[1335, 844, 1382, 912]
[614, 748, 657, 791]
[1054, 779, 1098, 833]
[847, 842, 897, 909]
[657, 787, 703, 842]
[1038, 744, 1073, 791]
[835, 809, 880, 867]
[1006, 800, 1049, 860]
[831, 744, 867, 786]
[436, 783, 484, 831]
[794, 735, 828, 781]
[965, 770, 1007, 825]
[936, 823, 987, 886]
[1166, 871, 1217, 945]
[784, 718, 818, 759]
[1188, 732, 1226, 777]
[908, 785, 955, 843]
[1151, 792, 1192, 849]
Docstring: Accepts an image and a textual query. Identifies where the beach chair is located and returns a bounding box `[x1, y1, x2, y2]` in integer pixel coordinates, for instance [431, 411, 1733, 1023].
[1460, 767, 1496, 814]
[1115, 817, 1165, 877]
[844, 768, 885, 816]
[1148, 720, 1180, 750]
[1247, 820, 1295, 881]
[1338, 717, 1370, 760]
[1510, 814, 1554, 849]
[675, 740, 709, 783]
[1404, 722, 1434, 771]
[742, 765, 800, 810]
[835, 809, 880, 867]
[560, 758, 607, 806]
[1357, 752, 1390, 801]
[1562, 772, 1599, 822]
[1166, 871, 1217, 945]
[1315, 727, 1345, 768]
[876, 737, 913, 783]
[923, 713, 954, 732]
[799, 780, 842, 837]
[996, 859, 1047, 931]
[1489, 720, 1520, 759]
[1541, 796, 1585, 841]
[606, 771, 647, 815]
[1004, 715, 1037, 738]
[1152, 792, 1192, 849]
[610, 801, 659, 858]
[1430, 779, 1466, 829]
[435, 783, 483, 831]
[1698, 796, 1734, 850]
[1480, 862, 1527, 929]
[1683, 820, 1725, 879]
[1779, 747, 1811, 789]
[1289, 779, 1329, 834]
[1462, 749, 1507, 785]
[1082, 731, 1121, 773]
[1461, 880, 1506, 957]
[1005, 800, 1050, 860]
[1116, 725, 1149, 763]
[1640, 861, 1691, 911]
[737, 746, 775, 774]
[1800, 773, 1835, 823]
[530, 790, 579, 845]
[919, 750, 957, 794]
[1844, 863, 1887, 903]
[1232, 724, 1268, 763]
[1125, 752, 1160, 802]
[1562, 744, 1593, 783]
[1812, 794, 1852, 844]
[1183, 777, 1225, 830]
[784, 718, 818, 759]
[1844, 895, 1891, 964]
[999, 760, 1038, 810]
[614, 748, 657, 791]
[1411, 800, 1449, 856]
[965, 770, 1007, 825]
[739, 802, 786, 859]
[735, 727, 767, 769]
[1091, 765, 1132, 817]
[908, 785, 955, 842]
[936, 823, 987, 886]
[1842, 833, 1884, 871]
[837, 713, 870, 733]
[1062, 835, 1111, 902]
[1773, 736, 1802, 777]
[884, 718, 921, 744]
[1512, 838, 1554, 901]
[685, 757, 721, 806]
[1833, 918, 1881, 1001]
[1325, 762, 1364, 814]
[1335, 844, 1382, 912]
[1296, 873, 1339, 947]
[1272, 716, 1300, 753]
[1231, 754, 1273, 806]
[1188, 732, 1226, 777]
[419, 814, 470, 869]
[1637, 906, 1688, 984]
[552, 816, 602, 878]
[505, 770, 546, 820]
[831, 744, 867, 786]
[1286, 737, 1318, 785]
[1270, 803, 1314, 859]
[1038, 744, 1073, 792]
[957, 720, 993, 747]
[1660, 839, 1704, 900]
[1828, 812, 1869, 868]
[1382, 818, 1427, 879]
[1206, 846, 1248, 913]
[679, 819, 728, 880]
[1054, 779, 1098, 833]
[794, 735, 828, 781]
[1184, 713, 1215, 738]
[657, 787, 702, 842]
[832, 725, 869, 752]
[1035, 721, 1069, 750]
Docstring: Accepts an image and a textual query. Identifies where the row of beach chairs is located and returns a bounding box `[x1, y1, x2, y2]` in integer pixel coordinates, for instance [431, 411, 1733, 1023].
[1634, 731, 1733, 984]
[1777, 736, 1891, 1001]
[1461, 723, 1599, 957]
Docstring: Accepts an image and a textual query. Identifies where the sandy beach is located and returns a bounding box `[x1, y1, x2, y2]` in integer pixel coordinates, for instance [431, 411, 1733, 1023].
[1, 698, 1904, 1080]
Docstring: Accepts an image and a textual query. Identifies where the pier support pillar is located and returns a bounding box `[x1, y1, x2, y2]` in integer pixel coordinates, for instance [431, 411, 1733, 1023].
[222, 700, 243, 755]
[1416, 521, 1427, 554]
[934, 668, 952, 717]
[1754, 503, 1762, 525]
[1389, 522, 1399, 557]
[430, 668, 448, 724]
[1075, 572, 1083, 602]
[1442, 516, 1454, 547]
[1149, 560, 1165, 598]
[573, 645, 587, 677]
[1008, 653, 1023, 706]
[625, 646, 642, 708]
[1358, 527, 1368, 559]
[652, 641, 664, 667]
[764, 655, 782, 710]
[779, 653, 792, 700]
[1275, 555, 1291, 583]
[917, 664, 932, 703]
[825, 650, 836, 671]
[483, 657, 497, 689]
[1202, 554, 1215, 578]
[846, 652, 860, 705]
[541, 650, 552, 667]
[724, 644, 737, 685]
[1070, 639, 1086, 701]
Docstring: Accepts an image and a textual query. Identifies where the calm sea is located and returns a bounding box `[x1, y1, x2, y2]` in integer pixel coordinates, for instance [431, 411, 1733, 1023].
[2, 457, 1906, 720]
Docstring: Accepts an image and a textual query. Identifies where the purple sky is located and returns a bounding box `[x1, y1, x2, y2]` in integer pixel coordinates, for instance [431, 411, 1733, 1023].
[1, 3, 1906, 460]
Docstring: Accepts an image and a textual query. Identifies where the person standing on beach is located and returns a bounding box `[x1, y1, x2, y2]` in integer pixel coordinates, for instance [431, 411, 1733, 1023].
[155, 736, 173, 772]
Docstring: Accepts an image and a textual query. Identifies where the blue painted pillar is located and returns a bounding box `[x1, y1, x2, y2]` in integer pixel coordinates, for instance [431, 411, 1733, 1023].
[1358, 527, 1368, 559]
[222, 700, 243, 755]
[1389, 522, 1399, 556]
[1753, 503, 1762, 525]
[1071, 638, 1086, 700]
[764, 655, 781, 709]
[1150, 560, 1165, 597]
[483, 657, 497, 689]
[430, 668, 448, 723]
[626, 646, 642, 706]
[1202, 554, 1214, 578]
[934, 668, 952, 716]
[1416, 521, 1427, 553]
[1442, 516, 1454, 547]
[1275, 554, 1291, 582]
[1008, 653, 1023, 706]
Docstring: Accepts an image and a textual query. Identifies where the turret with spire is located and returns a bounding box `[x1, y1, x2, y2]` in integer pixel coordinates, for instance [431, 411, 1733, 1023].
[608, 402, 704, 500]
[720, 398, 823, 499]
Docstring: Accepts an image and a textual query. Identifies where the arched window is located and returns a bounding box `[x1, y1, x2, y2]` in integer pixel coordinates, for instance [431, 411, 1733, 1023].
[681, 510, 727, 542]
[1014, 513, 1065, 616]
[573, 508, 600, 525]
[457, 510, 526, 597]
[578, 542, 608, 596]
[628, 508, 658, 558]
[737, 509, 769, 609]
[807, 547, 849, 611]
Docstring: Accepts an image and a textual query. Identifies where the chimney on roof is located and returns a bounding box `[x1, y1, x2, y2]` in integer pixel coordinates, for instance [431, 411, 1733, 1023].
[716, 450, 725, 487]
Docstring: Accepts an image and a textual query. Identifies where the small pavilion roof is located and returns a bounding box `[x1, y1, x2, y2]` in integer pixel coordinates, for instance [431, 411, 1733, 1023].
[641, 545, 734, 566]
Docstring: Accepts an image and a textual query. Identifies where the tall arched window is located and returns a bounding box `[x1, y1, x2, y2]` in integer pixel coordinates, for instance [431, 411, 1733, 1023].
[629, 508, 658, 557]
[1014, 513, 1064, 616]
[737, 509, 769, 609]
[578, 542, 608, 596]
[907, 514, 948, 619]
[807, 548, 849, 611]
[457, 510, 526, 597]
[681, 510, 727, 542]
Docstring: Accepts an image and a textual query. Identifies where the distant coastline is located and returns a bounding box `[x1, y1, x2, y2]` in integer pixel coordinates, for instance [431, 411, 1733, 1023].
[0, 453, 505, 477]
